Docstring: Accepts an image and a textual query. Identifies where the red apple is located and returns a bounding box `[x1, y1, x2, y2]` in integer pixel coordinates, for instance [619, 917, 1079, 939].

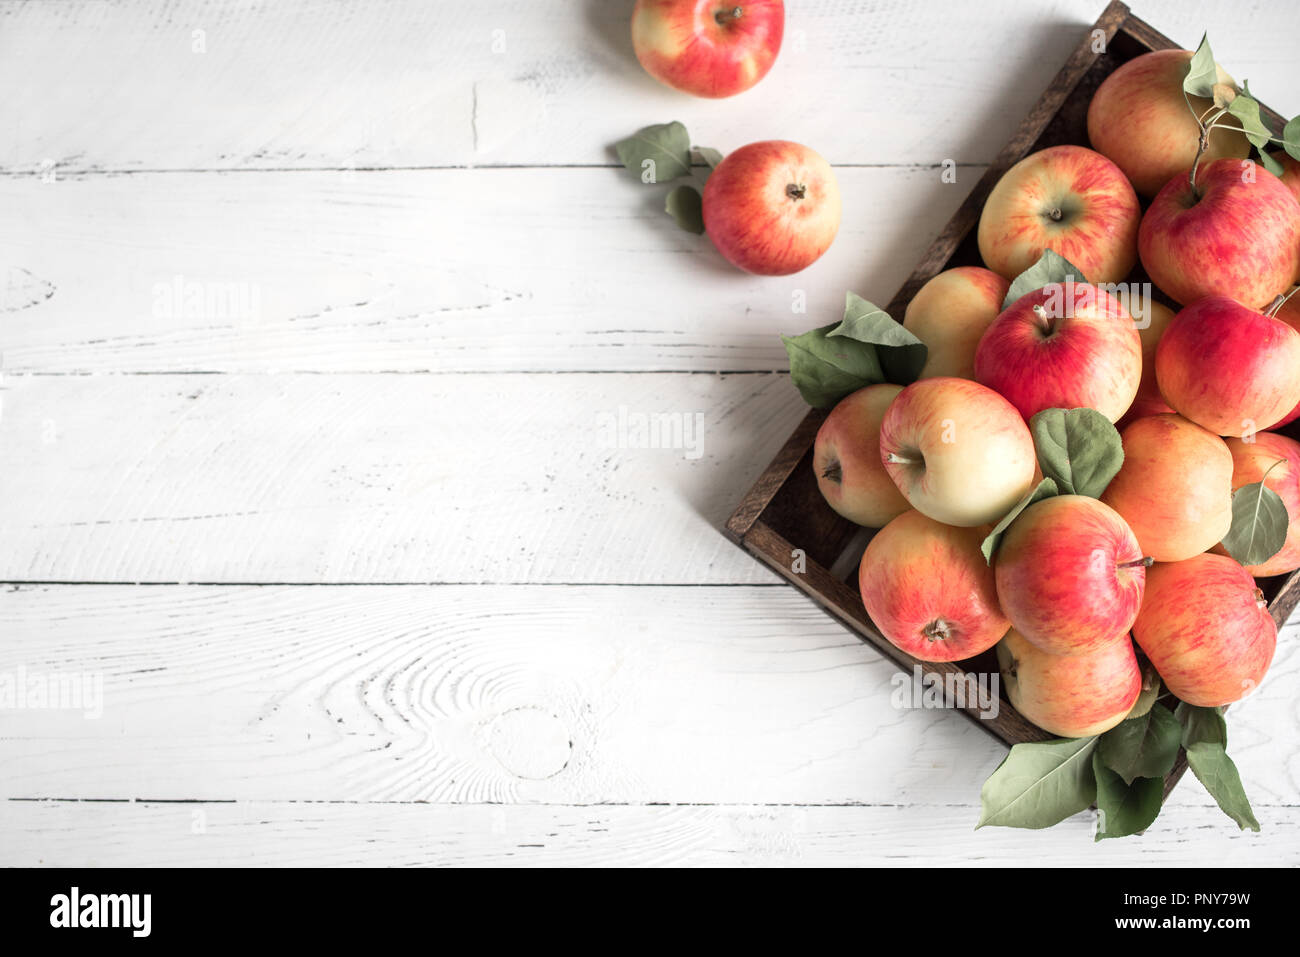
[902, 267, 1010, 380]
[1269, 151, 1300, 205]
[813, 384, 910, 527]
[994, 495, 1148, 657]
[1214, 431, 1300, 577]
[1272, 294, 1300, 428]
[631, 0, 784, 99]
[879, 377, 1037, 527]
[1117, 299, 1177, 428]
[1155, 296, 1300, 436]
[976, 145, 1141, 285]
[974, 282, 1141, 423]
[701, 140, 840, 275]
[996, 628, 1142, 738]
[1086, 49, 1250, 198]
[1139, 158, 1300, 308]
[1100, 414, 1234, 563]
[859, 509, 1009, 662]
[1133, 554, 1277, 707]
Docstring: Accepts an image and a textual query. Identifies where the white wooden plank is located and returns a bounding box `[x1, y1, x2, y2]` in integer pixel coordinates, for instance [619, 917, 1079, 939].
[0, 585, 1295, 807]
[3, 1, 1296, 172]
[0, 167, 967, 374]
[0, 372, 808, 583]
[3, 799, 1295, 867]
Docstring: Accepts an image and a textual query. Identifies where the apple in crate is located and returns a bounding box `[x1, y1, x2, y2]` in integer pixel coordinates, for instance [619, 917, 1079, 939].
[702, 140, 840, 275]
[976, 145, 1141, 285]
[1155, 296, 1300, 436]
[1215, 432, 1300, 577]
[1086, 49, 1249, 198]
[1119, 299, 1177, 426]
[1264, 294, 1300, 429]
[631, 0, 784, 98]
[994, 495, 1148, 657]
[901, 267, 1010, 380]
[996, 628, 1141, 738]
[1133, 554, 1277, 707]
[1139, 158, 1300, 308]
[974, 283, 1141, 423]
[813, 384, 910, 527]
[1272, 151, 1300, 204]
[858, 510, 1009, 662]
[878, 377, 1036, 527]
[1100, 414, 1234, 563]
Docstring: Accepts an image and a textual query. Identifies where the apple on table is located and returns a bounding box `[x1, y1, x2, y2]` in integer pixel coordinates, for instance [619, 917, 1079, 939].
[631, 0, 784, 98]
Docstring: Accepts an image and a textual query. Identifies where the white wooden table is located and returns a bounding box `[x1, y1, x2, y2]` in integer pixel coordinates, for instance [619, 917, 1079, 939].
[1, 0, 1296, 867]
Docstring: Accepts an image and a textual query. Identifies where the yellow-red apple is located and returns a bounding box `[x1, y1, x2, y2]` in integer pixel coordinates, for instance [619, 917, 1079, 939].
[813, 384, 909, 527]
[1270, 151, 1300, 205]
[1100, 414, 1233, 562]
[902, 267, 1010, 380]
[1139, 159, 1300, 308]
[1155, 296, 1300, 436]
[1213, 431, 1300, 577]
[976, 145, 1141, 285]
[994, 495, 1148, 657]
[1133, 554, 1277, 707]
[859, 509, 1009, 662]
[974, 282, 1141, 423]
[1272, 294, 1300, 428]
[701, 140, 840, 275]
[1086, 49, 1249, 198]
[878, 377, 1036, 527]
[996, 628, 1142, 737]
[631, 0, 784, 98]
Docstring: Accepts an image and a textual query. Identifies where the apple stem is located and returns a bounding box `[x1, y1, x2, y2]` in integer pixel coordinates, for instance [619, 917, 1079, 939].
[715, 5, 743, 24]
[885, 452, 918, 465]
[786, 183, 807, 201]
[1031, 303, 1054, 334]
[1117, 556, 1154, 569]
[1264, 285, 1300, 318]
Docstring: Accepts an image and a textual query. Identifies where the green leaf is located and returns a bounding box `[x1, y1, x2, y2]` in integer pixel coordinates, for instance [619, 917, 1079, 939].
[1183, 33, 1219, 99]
[1226, 90, 1274, 149]
[1125, 660, 1161, 720]
[977, 736, 1098, 830]
[695, 146, 724, 169]
[1002, 249, 1089, 309]
[664, 185, 705, 234]
[781, 324, 885, 409]
[614, 121, 692, 184]
[980, 478, 1059, 563]
[1284, 116, 1300, 162]
[1219, 472, 1289, 566]
[1176, 702, 1228, 749]
[1261, 151, 1286, 178]
[1093, 752, 1165, 840]
[1185, 742, 1260, 831]
[829, 293, 928, 385]
[1029, 407, 1125, 499]
[1097, 703, 1182, 785]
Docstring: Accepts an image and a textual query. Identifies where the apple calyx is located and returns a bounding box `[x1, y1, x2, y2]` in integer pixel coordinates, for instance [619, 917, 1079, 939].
[1045, 206, 1065, 223]
[1117, 556, 1155, 569]
[785, 182, 808, 201]
[715, 5, 743, 25]
[922, 618, 954, 643]
[885, 451, 921, 467]
[821, 461, 842, 484]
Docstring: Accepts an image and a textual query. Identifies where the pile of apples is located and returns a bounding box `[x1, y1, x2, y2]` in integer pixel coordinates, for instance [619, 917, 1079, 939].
[813, 43, 1300, 741]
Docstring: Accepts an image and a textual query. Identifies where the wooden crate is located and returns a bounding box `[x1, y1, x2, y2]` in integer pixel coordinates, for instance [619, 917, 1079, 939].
[724, 0, 1300, 796]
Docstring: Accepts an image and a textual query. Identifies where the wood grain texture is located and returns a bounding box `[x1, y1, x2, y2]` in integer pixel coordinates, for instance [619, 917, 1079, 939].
[4, 0, 1294, 174]
[0, 584, 1295, 811]
[0, 167, 972, 374]
[2, 799, 1296, 868]
[0, 372, 813, 584]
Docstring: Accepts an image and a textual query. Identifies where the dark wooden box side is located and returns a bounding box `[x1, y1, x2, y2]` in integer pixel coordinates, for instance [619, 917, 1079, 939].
[725, 0, 1300, 771]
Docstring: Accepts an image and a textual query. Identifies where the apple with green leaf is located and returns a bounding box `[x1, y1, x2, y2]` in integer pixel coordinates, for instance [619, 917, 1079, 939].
[1213, 431, 1300, 577]
[702, 140, 840, 275]
[631, 0, 784, 98]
